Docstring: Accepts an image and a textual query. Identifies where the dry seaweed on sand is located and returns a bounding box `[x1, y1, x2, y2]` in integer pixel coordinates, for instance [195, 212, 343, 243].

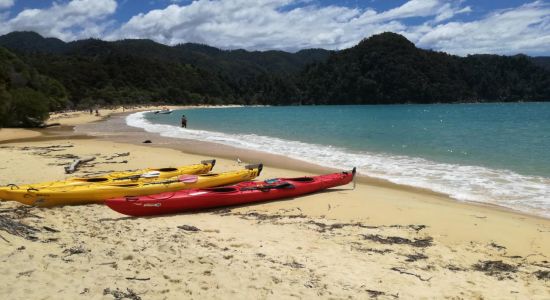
[283, 261, 305, 269]
[0, 206, 42, 219]
[16, 270, 34, 278]
[219, 210, 427, 233]
[0, 214, 39, 241]
[211, 208, 232, 215]
[18, 145, 74, 156]
[488, 242, 506, 250]
[352, 246, 393, 254]
[361, 234, 433, 248]
[105, 152, 130, 160]
[53, 153, 80, 159]
[306, 220, 427, 233]
[263, 256, 306, 269]
[533, 270, 550, 280]
[365, 289, 399, 299]
[404, 253, 428, 262]
[306, 220, 367, 232]
[445, 264, 466, 272]
[103, 288, 142, 300]
[63, 245, 89, 257]
[473, 260, 518, 280]
[235, 211, 306, 221]
[177, 225, 201, 232]
[19, 145, 74, 151]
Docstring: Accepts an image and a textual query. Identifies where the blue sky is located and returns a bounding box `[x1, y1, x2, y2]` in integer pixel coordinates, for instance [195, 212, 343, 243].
[1, 0, 549, 55]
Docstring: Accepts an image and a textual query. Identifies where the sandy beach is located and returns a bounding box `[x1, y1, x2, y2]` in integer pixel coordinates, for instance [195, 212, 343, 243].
[0, 109, 549, 299]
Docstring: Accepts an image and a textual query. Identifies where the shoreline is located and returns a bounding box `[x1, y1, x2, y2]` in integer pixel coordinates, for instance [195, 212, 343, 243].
[3, 119, 550, 239]
[98, 109, 550, 221]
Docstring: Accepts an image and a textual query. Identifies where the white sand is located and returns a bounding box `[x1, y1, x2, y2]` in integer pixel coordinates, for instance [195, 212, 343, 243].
[0, 136, 548, 299]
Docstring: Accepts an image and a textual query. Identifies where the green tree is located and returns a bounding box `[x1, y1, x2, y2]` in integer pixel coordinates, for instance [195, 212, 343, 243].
[6, 88, 49, 127]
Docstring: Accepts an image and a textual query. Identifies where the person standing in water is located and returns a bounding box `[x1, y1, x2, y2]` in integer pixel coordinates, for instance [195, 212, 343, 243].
[181, 115, 187, 128]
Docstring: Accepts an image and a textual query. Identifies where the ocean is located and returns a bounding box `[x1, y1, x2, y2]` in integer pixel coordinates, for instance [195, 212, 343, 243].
[126, 103, 550, 218]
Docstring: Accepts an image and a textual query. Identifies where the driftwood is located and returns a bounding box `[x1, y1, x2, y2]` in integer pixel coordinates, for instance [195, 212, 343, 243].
[125, 277, 150, 281]
[64, 157, 95, 174]
[42, 226, 59, 233]
[391, 267, 432, 281]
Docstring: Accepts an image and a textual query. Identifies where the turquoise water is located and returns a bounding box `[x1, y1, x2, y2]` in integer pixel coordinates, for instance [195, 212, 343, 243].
[128, 103, 550, 217]
[148, 104, 550, 176]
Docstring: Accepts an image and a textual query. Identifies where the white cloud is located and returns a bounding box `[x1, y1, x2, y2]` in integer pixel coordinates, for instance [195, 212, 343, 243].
[0, 0, 14, 10]
[372, 0, 442, 21]
[412, 1, 550, 55]
[108, 0, 469, 51]
[0, 0, 117, 40]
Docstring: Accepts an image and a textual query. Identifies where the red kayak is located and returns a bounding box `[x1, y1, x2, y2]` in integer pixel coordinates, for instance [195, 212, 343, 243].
[105, 168, 356, 216]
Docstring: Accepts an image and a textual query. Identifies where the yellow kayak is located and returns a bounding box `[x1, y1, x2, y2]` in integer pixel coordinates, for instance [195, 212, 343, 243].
[0, 164, 262, 207]
[6, 159, 216, 189]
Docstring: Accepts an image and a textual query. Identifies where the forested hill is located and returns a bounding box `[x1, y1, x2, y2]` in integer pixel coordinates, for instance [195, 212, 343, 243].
[1, 31, 550, 127]
[0, 31, 331, 77]
[299, 33, 550, 104]
[532, 57, 550, 71]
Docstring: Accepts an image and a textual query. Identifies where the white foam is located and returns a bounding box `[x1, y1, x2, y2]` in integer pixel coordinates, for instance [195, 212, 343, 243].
[127, 111, 550, 218]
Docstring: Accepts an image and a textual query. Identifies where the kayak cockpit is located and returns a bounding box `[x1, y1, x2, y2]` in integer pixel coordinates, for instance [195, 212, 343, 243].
[73, 177, 109, 182]
[199, 174, 220, 177]
[153, 167, 178, 172]
[205, 187, 238, 193]
[284, 177, 314, 182]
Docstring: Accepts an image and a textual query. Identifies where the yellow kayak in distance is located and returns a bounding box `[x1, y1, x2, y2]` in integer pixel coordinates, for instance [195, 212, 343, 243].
[0, 164, 263, 207]
[1, 159, 216, 190]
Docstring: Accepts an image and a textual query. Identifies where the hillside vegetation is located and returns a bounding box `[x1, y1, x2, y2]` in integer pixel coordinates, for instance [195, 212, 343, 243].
[0, 47, 67, 127]
[299, 33, 550, 104]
